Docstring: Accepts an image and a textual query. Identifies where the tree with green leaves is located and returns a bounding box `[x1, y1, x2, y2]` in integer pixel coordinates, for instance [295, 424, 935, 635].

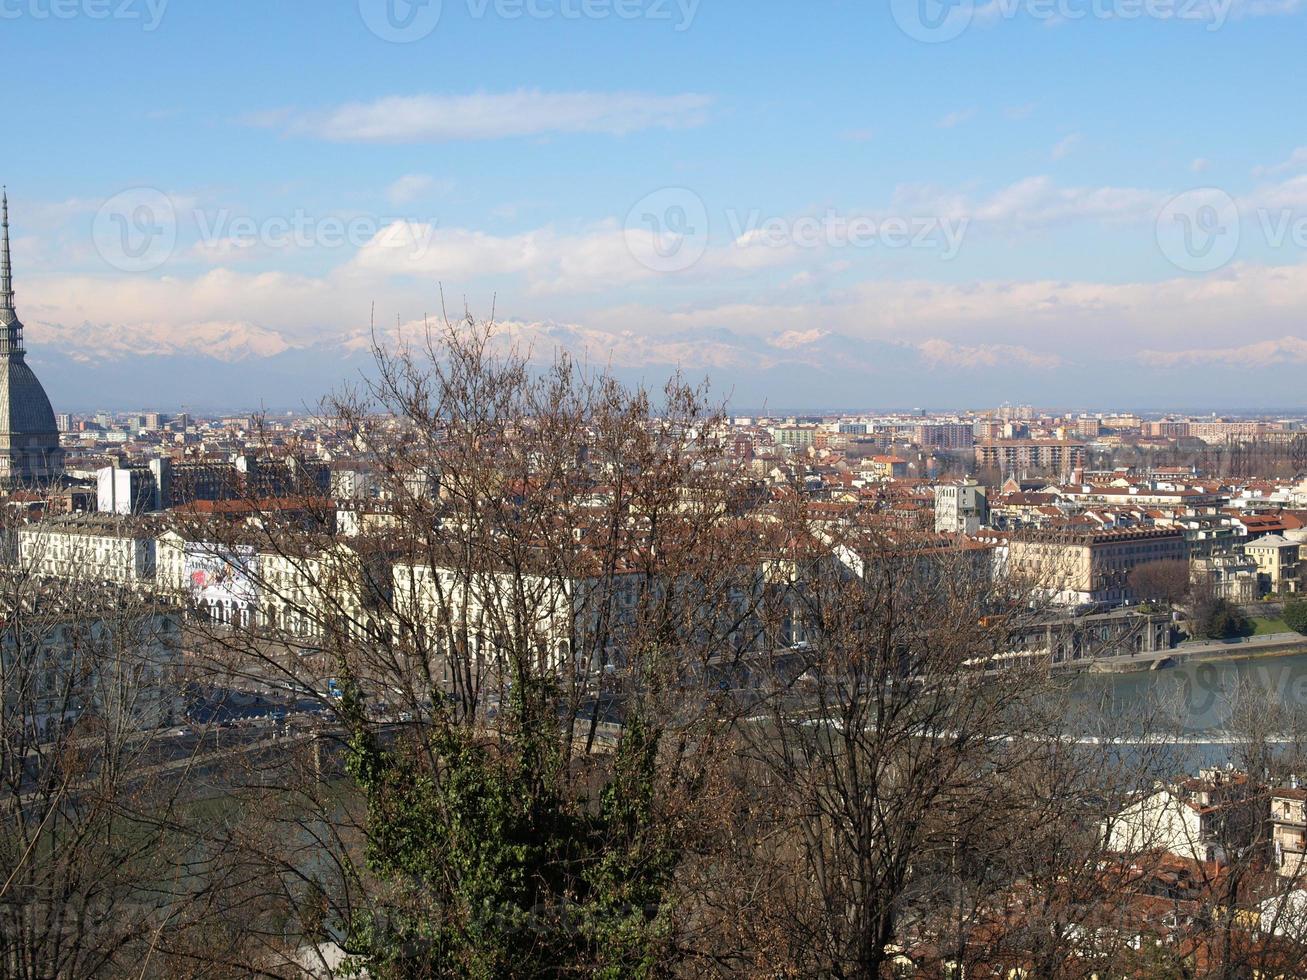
[1287, 598, 1307, 636]
[1191, 595, 1253, 640]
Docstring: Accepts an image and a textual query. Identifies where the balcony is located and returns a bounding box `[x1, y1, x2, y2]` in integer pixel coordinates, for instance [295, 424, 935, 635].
[1276, 833, 1307, 856]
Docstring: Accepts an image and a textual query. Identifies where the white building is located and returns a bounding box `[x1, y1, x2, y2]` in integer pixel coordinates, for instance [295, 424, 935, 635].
[18, 514, 156, 585]
[1103, 768, 1259, 866]
[1272, 783, 1307, 882]
[934, 479, 988, 534]
[1, 610, 182, 740]
[1259, 889, 1307, 940]
[390, 559, 649, 677]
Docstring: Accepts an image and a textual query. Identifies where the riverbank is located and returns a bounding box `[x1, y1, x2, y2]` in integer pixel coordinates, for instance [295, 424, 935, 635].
[1086, 631, 1307, 674]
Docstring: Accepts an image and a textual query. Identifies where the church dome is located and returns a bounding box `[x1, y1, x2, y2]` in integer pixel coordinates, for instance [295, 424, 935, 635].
[0, 190, 64, 485]
[0, 351, 58, 436]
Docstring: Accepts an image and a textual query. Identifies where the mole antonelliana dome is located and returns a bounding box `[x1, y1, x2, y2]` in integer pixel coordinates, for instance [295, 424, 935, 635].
[0, 190, 63, 487]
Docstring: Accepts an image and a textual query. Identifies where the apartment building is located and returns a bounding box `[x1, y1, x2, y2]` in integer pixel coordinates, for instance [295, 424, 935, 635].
[1105, 768, 1261, 866]
[1008, 527, 1188, 606]
[1, 609, 182, 740]
[17, 514, 156, 585]
[975, 439, 1086, 479]
[769, 425, 819, 449]
[1274, 782, 1307, 881]
[912, 422, 974, 450]
[864, 455, 908, 479]
[1189, 420, 1268, 444]
[1244, 534, 1301, 595]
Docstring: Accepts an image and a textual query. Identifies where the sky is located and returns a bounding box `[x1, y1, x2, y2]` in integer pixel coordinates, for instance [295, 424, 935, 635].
[3, 0, 1307, 412]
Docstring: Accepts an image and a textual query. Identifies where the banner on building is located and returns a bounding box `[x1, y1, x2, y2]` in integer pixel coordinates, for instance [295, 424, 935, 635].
[183, 544, 258, 606]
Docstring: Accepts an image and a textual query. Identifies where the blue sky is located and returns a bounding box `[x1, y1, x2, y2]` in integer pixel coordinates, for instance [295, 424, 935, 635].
[4, 0, 1307, 410]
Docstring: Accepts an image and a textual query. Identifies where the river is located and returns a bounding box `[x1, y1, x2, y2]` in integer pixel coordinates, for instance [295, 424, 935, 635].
[1068, 650, 1307, 769]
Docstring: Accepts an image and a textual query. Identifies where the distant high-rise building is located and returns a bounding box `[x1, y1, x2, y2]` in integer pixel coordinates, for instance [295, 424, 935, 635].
[55, 413, 72, 432]
[913, 422, 974, 451]
[0, 191, 64, 487]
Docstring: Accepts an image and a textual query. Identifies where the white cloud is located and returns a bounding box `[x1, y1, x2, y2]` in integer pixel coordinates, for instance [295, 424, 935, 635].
[600, 258, 1307, 358]
[769, 329, 828, 349]
[351, 222, 546, 281]
[20, 254, 1307, 393]
[921, 175, 1160, 230]
[1137, 335, 1307, 368]
[1191, 157, 1211, 174]
[918, 338, 1062, 370]
[385, 174, 451, 205]
[1246, 174, 1307, 212]
[1253, 146, 1307, 178]
[1050, 133, 1082, 161]
[937, 109, 977, 129]
[253, 90, 713, 143]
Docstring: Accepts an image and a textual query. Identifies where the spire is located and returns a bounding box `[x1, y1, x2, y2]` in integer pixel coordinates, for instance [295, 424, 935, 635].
[1, 187, 12, 314]
[0, 187, 22, 354]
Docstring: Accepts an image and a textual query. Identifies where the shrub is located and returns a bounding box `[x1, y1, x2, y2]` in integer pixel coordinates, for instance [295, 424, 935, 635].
[1192, 597, 1253, 640]
[1286, 599, 1307, 636]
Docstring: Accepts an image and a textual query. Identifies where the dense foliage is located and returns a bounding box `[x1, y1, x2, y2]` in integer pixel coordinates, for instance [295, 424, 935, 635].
[1287, 599, 1307, 636]
[339, 682, 678, 977]
[1192, 596, 1254, 640]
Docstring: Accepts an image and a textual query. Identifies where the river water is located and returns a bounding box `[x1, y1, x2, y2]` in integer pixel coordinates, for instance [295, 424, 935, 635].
[1067, 651, 1307, 769]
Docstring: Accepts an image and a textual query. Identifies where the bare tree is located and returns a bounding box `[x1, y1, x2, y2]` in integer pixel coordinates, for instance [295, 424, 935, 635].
[1129, 558, 1192, 608]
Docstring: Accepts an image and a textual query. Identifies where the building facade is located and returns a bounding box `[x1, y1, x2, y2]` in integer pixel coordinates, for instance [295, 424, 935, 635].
[975, 439, 1086, 479]
[18, 514, 156, 585]
[1244, 534, 1301, 595]
[1008, 527, 1188, 606]
[934, 479, 988, 535]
